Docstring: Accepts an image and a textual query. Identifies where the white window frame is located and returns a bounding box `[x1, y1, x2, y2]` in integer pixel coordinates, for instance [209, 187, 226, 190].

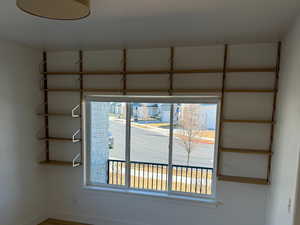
[83, 95, 220, 200]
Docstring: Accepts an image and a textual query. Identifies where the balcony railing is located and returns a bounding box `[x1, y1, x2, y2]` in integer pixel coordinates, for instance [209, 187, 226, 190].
[107, 159, 213, 195]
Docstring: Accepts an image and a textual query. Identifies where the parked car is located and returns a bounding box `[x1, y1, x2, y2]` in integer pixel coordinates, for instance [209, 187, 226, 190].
[108, 131, 114, 149]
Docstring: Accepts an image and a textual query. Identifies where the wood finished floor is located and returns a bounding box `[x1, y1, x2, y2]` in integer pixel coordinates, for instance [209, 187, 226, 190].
[39, 218, 92, 225]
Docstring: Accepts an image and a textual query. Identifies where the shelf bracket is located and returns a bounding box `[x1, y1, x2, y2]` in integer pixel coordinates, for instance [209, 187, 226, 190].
[72, 129, 81, 143]
[72, 104, 80, 118]
[72, 153, 81, 167]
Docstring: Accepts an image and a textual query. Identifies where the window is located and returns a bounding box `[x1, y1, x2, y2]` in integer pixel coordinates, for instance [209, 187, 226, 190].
[84, 96, 219, 198]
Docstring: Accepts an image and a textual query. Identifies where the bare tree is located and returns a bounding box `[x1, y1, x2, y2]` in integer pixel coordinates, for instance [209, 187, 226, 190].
[177, 104, 201, 166]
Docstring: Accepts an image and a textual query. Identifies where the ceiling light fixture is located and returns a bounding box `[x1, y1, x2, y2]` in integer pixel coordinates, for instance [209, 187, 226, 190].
[16, 0, 90, 20]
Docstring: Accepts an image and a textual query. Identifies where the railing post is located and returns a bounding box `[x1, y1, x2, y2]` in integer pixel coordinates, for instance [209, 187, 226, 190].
[107, 160, 110, 184]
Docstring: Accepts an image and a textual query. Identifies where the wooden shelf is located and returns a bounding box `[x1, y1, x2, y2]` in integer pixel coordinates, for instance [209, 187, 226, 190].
[86, 88, 123, 92]
[40, 218, 91, 225]
[45, 88, 220, 93]
[39, 137, 81, 142]
[127, 70, 170, 75]
[84, 71, 122, 75]
[226, 68, 275, 73]
[220, 147, 271, 155]
[45, 88, 121, 92]
[42, 67, 276, 76]
[174, 89, 275, 93]
[39, 160, 81, 166]
[224, 89, 276, 93]
[218, 175, 268, 185]
[45, 88, 81, 92]
[38, 113, 80, 118]
[127, 89, 171, 93]
[44, 71, 121, 75]
[222, 119, 273, 124]
[43, 88, 275, 93]
[173, 89, 221, 93]
[126, 69, 223, 74]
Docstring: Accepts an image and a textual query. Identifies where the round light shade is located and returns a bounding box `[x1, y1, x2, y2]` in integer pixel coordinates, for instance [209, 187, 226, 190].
[16, 0, 90, 20]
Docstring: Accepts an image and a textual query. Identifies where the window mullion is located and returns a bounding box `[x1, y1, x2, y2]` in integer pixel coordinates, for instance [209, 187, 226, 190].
[125, 103, 131, 188]
[168, 104, 174, 192]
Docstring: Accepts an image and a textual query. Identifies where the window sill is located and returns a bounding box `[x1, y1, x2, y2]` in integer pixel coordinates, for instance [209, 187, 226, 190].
[83, 185, 222, 208]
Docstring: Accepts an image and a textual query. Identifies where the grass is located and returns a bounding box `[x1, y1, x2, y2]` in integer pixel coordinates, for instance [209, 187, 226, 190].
[198, 130, 215, 139]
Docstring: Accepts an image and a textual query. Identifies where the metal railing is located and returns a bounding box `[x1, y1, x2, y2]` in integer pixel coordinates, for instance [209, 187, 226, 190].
[107, 159, 213, 195]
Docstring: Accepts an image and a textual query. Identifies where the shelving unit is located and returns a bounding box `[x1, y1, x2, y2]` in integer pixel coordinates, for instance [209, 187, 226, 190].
[216, 42, 281, 184]
[39, 51, 83, 167]
[38, 44, 281, 185]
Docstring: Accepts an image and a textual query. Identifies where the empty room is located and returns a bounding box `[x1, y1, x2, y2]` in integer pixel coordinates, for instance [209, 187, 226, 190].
[1, 0, 300, 225]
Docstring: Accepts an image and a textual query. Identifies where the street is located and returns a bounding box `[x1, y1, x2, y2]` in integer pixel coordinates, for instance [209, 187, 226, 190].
[109, 119, 214, 168]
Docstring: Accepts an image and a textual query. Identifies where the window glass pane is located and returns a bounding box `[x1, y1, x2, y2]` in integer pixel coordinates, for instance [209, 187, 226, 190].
[87, 101, 126, 186]
[171, 103, 217, 195]
[86, 98, 218, 197]
[130, 103, 170, 191]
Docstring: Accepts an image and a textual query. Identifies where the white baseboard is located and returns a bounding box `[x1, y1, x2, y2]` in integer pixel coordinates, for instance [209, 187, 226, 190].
[51, 212, 152, 225]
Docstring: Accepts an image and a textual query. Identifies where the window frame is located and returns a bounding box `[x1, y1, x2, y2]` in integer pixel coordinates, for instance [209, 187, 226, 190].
[83, 95, 220, 199]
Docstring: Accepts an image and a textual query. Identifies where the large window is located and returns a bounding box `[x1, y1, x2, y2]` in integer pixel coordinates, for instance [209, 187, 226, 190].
[84, 96, 219, 198]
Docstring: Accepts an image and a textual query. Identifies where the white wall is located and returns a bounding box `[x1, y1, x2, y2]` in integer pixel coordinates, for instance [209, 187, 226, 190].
[0, 31, 297, 225]
[265, 15, 300, 225]
[0, 40, 46, 225]
[293, 152, 300, 225]
[48, 169, 267, 225]
[45, 44, 277, 225]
